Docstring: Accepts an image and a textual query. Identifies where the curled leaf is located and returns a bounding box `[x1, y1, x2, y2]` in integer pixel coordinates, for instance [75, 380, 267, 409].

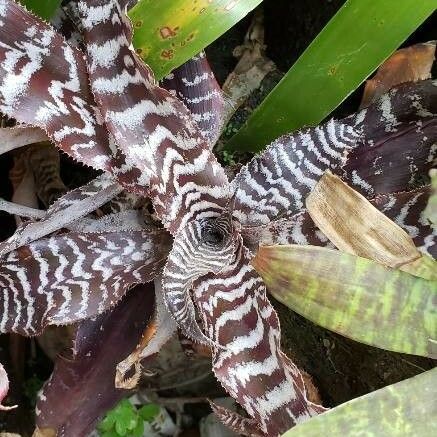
[306, 171, 421, 268]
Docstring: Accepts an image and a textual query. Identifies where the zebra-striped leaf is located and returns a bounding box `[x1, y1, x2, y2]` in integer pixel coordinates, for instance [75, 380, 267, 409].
[160, 51, 225, 147]
[242, 187, 436, 261]
[35, 283, 155, 437]
[232, 80, 437, 227]
[129, 0, 263, 80]
[283, 367, 437, 437]
[76, 0, 230, 232]
[0, 175, 123, 256]
[0, 230, 170, 336]
[252, 245, 437, 358]
[192, 237, 325, 436]
[0, 0, 116, 171]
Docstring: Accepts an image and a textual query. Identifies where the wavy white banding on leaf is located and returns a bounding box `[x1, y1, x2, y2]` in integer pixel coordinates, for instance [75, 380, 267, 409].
[233, 80, 437, 227]
[162, 215, 236, 346]
[0, 174, 123, 256]
[76, 0, 230, 232]
[0, 230, 170, 336]
[0, 0, 115, 169]
[161, 51, 225, 147]
[193, 239, 322, 435]
[232, 119, 361, 227]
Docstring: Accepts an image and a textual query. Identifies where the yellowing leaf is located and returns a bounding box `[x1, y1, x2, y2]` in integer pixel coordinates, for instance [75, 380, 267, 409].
[252, 245, 437, 358]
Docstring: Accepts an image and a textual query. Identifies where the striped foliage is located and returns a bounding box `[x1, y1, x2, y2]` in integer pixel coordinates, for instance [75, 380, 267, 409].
[0, 1, 435, 436]
[0, 229, 170, 336]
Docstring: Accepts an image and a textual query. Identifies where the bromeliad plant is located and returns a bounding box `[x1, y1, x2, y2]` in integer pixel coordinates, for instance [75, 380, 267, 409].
[0, 0, 435, 435]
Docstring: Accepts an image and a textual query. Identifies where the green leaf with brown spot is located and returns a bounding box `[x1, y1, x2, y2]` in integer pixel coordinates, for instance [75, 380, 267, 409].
[226, 0, 436, 152]
[282, 367, 437, 437]
[252, 245, 437, 358]
[129, 0, 262, 80]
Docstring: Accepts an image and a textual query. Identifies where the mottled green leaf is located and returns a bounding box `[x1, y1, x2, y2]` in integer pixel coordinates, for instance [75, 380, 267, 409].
[129, 0, 262, 80]
[283, 368, 437, 437]
[252, 245, 437, 358]
[18, 0, 61, 20]
[226, 0, 436, 152]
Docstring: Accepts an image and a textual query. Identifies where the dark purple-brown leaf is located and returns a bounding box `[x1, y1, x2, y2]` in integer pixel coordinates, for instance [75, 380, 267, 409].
[35, 283, 155, 436]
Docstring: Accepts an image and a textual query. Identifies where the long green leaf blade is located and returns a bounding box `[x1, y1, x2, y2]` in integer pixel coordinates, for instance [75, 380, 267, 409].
[129, 0, 263, 80]
[252, 245, 437, 358]
[18, 0, 61, 20]
[283, 368, 437, 437]
[227, 0, 436, 152]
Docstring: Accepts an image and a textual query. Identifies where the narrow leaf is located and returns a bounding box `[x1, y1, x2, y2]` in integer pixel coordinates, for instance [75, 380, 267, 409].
[160, 52, 225, 146]
[252, 245, 437, 358]
[306, 171, 421, 268]
[129, 0, 263, 80]
[282, 368, 437, 437]
[0, 175, 123, 256]
[35, 284, 155, 437]
[226, 0, 436, 152]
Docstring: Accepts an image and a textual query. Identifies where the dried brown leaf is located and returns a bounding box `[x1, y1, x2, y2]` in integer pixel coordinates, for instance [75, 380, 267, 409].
[306, 171, 421, 268]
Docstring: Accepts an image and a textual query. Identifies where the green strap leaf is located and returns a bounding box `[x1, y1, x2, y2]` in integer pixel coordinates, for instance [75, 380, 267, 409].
[252, 245, 437, 358]
[227, 0, 437, 152]
[282, 368, 437, 436]
[129, 0, 263, 80]
[18, 0, 61, 20]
